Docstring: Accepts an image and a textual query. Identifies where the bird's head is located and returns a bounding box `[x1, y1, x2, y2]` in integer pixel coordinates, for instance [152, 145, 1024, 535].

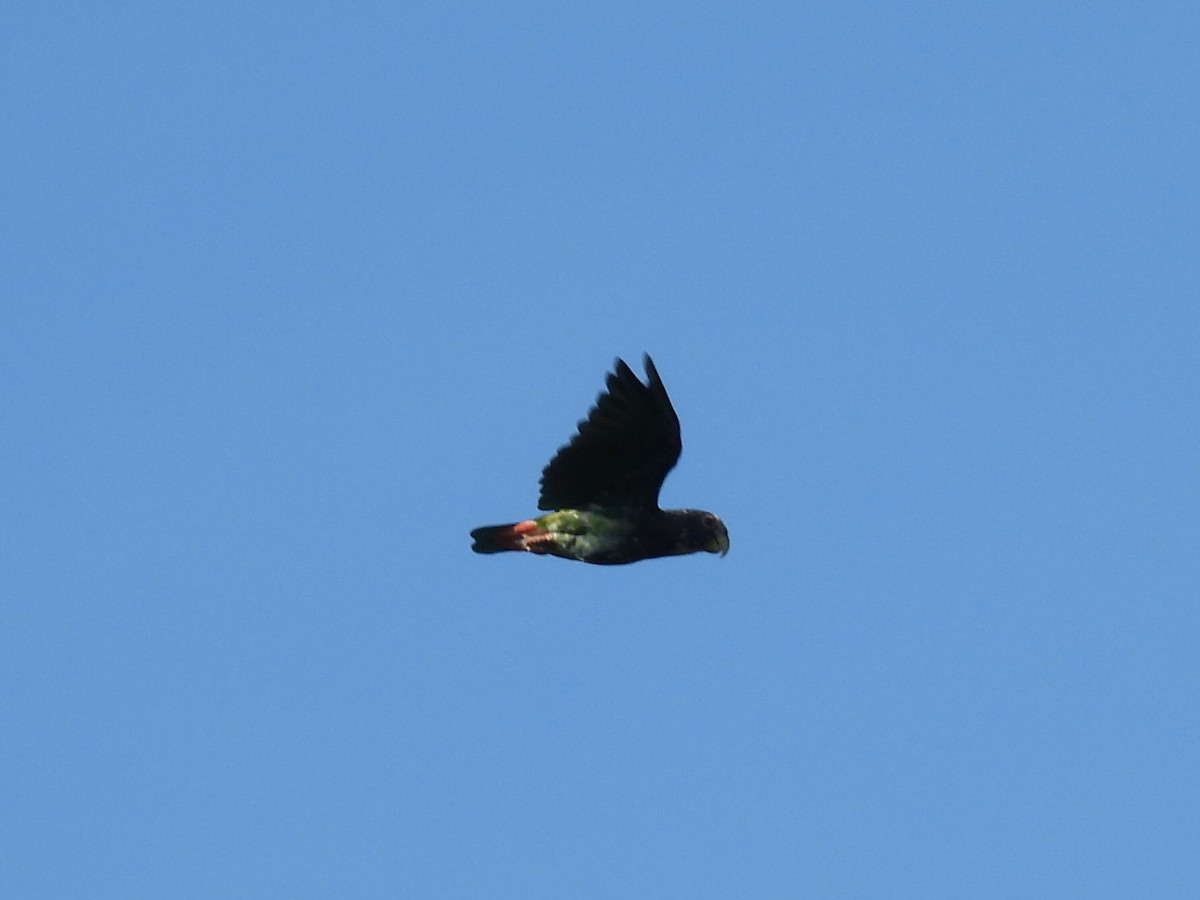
[682, 510, 729, 557]
[706, 514, 730, 557]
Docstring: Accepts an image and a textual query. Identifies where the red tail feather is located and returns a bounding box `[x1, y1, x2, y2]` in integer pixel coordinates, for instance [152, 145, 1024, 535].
[470, 520, 539, 554]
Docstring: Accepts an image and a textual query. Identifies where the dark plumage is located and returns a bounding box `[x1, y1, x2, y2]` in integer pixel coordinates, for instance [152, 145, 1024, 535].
[470, 355, 729, 564]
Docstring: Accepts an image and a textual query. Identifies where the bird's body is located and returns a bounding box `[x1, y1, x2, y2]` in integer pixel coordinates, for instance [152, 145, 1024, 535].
[470, 356, 728, 565]
[471, 507, 726, 565]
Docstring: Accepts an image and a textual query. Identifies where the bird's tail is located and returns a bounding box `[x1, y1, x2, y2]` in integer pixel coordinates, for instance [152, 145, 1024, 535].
[470, 521, 537, 554]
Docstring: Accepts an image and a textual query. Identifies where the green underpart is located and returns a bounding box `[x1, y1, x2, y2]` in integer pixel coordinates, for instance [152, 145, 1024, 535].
[532, 509, 629, 557]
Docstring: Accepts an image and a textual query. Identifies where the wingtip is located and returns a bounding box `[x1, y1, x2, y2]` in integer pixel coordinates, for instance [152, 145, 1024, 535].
[612, 354, 659, 385]
[643, 353, 661, 384]
[612, 356, 636, 380]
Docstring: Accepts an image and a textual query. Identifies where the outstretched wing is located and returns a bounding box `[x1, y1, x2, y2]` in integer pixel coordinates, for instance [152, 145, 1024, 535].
[538, 355, 682, 511]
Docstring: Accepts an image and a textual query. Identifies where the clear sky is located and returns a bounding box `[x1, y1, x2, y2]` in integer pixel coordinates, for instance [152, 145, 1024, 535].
[4, 2, 1197, 897]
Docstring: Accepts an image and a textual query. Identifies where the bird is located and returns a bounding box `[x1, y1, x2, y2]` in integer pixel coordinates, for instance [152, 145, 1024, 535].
[470, 355, 729, 564]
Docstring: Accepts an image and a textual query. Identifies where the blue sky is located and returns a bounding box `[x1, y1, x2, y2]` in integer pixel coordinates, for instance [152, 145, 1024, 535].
[4, 2, 1198, 896]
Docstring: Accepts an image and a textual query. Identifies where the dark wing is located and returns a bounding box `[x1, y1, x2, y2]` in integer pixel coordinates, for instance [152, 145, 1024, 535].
[538, 355, 682, 511]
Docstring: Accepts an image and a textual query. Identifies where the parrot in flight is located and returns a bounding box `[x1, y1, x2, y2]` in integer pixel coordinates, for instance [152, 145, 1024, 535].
[470, 355, 729, 565]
